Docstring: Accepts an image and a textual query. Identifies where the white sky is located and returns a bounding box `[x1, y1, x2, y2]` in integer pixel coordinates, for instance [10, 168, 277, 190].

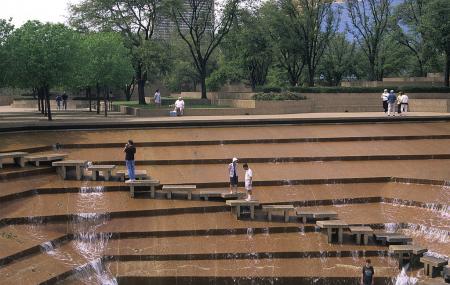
[0, 0, 81, 27]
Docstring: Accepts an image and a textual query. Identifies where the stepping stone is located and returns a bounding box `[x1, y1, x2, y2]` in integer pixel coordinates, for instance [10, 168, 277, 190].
[374, 232, 412, 245]
[52, 160, 87, 180]
[87, 165, 116, 181]
[262, 205, 295, 222]
[296, 209, 338, 224]
[116, 170, 148, 181]
[198, 191, 245, 201]
[349, 226, 373, 245]
[316, 220, 349, 244]
[126, 179, 160, 198]
[389, 245, 428, 268]
[420, 256, 448, 278]
[161, 185, 196, 200]
[0, 152, 28, 168]
[226, 200, 260, 220]
[24, 153, 68, 166]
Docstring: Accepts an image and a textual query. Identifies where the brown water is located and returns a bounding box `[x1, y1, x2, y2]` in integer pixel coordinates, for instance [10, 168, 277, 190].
[0, 122, 449, 284]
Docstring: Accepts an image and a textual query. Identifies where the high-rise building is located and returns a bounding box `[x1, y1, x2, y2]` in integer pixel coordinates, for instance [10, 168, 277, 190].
[154, 0, 215, 40]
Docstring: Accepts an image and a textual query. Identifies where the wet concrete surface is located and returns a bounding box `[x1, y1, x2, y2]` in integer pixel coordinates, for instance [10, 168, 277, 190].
[2, 122, 450, 152]
[107, 257, 401, 278]
[57, 139, 450, 162]
[132, 160, 450, 184]
[0, 122, 449, 284]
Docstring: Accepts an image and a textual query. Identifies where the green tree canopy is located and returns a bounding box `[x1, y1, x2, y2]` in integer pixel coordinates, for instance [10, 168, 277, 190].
[420, 0, 450, 86]
[4, 21, 77, 120]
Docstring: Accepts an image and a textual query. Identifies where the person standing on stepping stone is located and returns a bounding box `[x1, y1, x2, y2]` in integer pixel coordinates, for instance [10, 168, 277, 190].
[243, 163, 253, 201]
[361, 259, 375, 285]
[124, 140, 136, 182]
[228, 157, 239, 194]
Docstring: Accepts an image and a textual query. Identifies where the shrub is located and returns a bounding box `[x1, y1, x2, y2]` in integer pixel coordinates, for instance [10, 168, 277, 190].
[253, 91, 307, 101]
[254, 86, 283, 93]
[288, 86, 450, 93]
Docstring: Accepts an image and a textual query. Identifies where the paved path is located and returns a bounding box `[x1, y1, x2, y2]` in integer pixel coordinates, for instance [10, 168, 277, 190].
[0, 106, 449, 131]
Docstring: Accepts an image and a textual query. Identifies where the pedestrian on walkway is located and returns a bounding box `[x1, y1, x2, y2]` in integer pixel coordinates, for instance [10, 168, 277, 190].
[228, 157, 238, 194]
[174, 97, 185, 116]
[124, 140, 136, 182]
[62, 92, 68, 110]
[154, 89, 161, 107]
[361, 259, 375, 285]
[400, 92, 409, 114]
[56, 95, 62, 110]
[396, 91, 403, 115]
[243, 163, 253, 201]
[387, 90, 397, 117]
[381, 89, 389, 113]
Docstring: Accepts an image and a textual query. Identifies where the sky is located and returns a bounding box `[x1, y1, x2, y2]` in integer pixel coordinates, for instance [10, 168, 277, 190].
[0, 0, 81, 27]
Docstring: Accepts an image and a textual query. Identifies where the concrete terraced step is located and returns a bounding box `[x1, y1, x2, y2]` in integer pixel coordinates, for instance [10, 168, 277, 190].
[2, 122, 450, 153]
[106, 257, 401, 280]
[127, 160, 450, 185]
[0, 244, 88, 285]
[0, 224, 69, 266]
[59, 139, 450, 162]
[1, 183, 448, 222]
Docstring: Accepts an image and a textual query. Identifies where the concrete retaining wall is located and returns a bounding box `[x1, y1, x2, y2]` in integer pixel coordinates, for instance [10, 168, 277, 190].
[409, 99, 450, 113]
[12, 100, 90, 109]
[0, 96, 14, 106]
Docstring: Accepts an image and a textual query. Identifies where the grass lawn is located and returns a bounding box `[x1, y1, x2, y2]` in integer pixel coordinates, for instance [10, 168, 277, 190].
[113, 101, 230, 109]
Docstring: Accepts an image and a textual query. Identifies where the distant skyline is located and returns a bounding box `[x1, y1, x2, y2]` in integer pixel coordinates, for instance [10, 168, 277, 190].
[0, 0, 80, 27]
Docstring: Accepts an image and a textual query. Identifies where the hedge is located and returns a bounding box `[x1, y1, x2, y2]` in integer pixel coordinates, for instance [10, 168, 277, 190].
[253, 92, 307, 101]
[256, 86, 450, 93]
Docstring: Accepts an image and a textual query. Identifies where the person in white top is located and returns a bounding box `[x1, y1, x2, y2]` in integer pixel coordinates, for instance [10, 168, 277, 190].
[174, 97, 185, 116]
[381, 89, 389, 113]
[154, 89, 161, 107]
[228, 157, 238, 194]
[243, 163, 253, 201]
[400, 92, 409, 114]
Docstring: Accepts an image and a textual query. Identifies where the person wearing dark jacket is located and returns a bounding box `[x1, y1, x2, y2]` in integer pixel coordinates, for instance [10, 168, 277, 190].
[124, 140, 136, 181]
[387, 90, 397, 117]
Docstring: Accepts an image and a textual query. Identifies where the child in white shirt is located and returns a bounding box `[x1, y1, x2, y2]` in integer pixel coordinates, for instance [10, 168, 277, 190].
[243, 163, 253, 201]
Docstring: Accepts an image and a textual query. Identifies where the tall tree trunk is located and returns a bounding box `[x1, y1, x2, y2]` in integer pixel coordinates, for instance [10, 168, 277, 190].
[445, 52, 450, 87]
[307, 66, 315, 87]
[200, 67, 207, 100]
[86, 87, 92, 112]
[37, 91, 41, 112]
[124, 77, 135, 101]
[45, 86, 52, 121]
[96, 83, 100, 115]
[136, 64, 146, 104]
[104, 87, 108, 117]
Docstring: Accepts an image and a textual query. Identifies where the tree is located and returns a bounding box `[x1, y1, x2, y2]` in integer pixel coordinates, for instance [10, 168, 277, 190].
[319, 34, 356, 86]
[420, 0, 450, 86]
[4, 21, 77, 120]
[261, 1, 305, 87]
[392, 0, 431, 77]
[283, 0, 337, 86]
[220, 7, 272, 90]
[347, 0, 392, 81]
[70, 0, 164, 104]
[169, 0, 242, 99]
[0, 18, 14, 87]
[76, 32, 134, 116]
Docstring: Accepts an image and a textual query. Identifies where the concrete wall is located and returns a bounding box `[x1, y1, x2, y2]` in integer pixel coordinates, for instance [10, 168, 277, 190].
[12, 100, 90, 109]
[409, 99, 450, 113]
[0, 96, 14, 106]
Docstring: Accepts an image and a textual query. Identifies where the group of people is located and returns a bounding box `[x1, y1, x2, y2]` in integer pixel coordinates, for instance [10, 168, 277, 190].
[123, 142, 253, 201]
[228, 157, 253, 201]
[381, 89, 409, 116]
[153, 89, 185, 116]
[124, 141, 377, 285]
[55, 93, 68, 110]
